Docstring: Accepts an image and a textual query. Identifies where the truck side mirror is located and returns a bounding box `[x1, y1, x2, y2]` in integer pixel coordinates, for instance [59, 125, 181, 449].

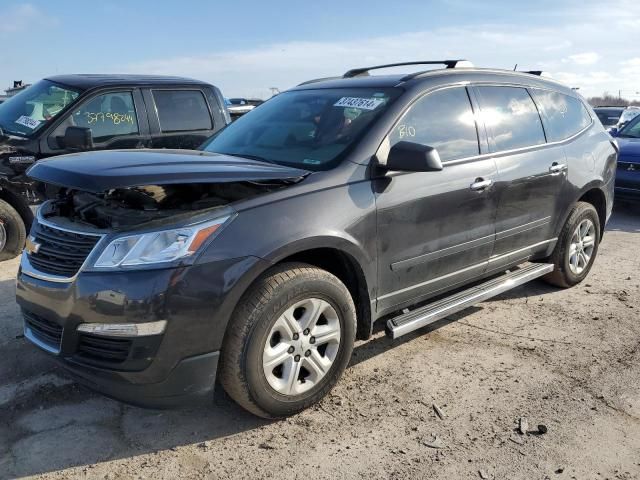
[385, 141, 443, 172]
[608, 127, 618, 137]
[63, 126, 93, 150]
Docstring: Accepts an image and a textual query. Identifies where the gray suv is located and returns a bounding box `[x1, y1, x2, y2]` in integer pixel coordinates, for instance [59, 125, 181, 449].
[16, 61, 617, 418]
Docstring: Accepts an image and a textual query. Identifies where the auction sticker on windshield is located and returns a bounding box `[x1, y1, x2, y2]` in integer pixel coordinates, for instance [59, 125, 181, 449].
[334, 97, 384, 110]
[15, 115, 41, 130]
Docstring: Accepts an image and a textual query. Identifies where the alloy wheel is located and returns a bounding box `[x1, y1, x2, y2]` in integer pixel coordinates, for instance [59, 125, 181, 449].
[262, 297, 341, 396]
[568, 219, 595, 275]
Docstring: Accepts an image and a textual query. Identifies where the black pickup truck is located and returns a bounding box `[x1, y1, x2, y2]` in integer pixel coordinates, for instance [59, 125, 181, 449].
[0, 74, 230, 260]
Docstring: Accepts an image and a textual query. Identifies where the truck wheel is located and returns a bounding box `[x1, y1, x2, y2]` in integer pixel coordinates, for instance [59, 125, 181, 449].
[543, 202, 600, 288]
[0, 199, 26, 262]
[220, 263, 356, 418]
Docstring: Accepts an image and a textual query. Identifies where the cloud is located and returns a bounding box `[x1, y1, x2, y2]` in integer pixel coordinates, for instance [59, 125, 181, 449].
[554, 71, 614, 87]
[123, 27, 582, 98]
[111, 0, 640, 100]
[567, 52, 601, 65]
[0, 4, 56, 34]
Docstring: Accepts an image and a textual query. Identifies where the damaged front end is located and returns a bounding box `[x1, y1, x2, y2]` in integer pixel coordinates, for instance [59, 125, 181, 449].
[27, 149, 309, 230]
[45, 180, 294, 230]
[22, 150, 309, 278]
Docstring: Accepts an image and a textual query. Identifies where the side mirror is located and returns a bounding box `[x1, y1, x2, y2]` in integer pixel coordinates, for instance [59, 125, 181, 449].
[385, 141, 443, 172]
[608, 127, 618, 137]
[63, 126, 93, 150]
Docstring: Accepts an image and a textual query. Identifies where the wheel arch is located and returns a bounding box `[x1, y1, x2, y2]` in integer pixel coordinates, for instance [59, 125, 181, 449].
[557, 183, 608, 241]
[576, 186, 607, 238]
[274, 246, 373, 340]
[223, 236, 375, 343]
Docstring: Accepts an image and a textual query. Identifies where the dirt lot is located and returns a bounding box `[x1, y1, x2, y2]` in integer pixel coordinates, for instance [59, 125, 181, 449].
[1, 204, 639, 480]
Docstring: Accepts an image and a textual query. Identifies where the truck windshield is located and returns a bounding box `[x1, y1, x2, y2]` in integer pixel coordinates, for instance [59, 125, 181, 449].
[0, 80, 81, 137]
[201, 88, 401, 170]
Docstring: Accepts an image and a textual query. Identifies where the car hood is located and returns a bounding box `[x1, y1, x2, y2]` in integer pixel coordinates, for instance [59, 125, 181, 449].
[27, 149, 310, 192]
[617, 137, 640, 161]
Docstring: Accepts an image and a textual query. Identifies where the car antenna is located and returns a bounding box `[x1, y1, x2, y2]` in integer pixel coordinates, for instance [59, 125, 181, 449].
[513, 63, 518, 71]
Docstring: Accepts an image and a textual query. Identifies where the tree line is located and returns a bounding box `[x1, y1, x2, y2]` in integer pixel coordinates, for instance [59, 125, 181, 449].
[586, 93, 640, 107]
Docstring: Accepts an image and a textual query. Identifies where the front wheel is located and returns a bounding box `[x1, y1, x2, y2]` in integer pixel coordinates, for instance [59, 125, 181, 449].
[219, 263, 356, 418]
[543, 201, 600, 288]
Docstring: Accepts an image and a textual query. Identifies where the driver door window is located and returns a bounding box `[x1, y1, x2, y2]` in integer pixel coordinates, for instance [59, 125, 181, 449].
[389, 87, 480, 162]
[55, 91, 139, 145]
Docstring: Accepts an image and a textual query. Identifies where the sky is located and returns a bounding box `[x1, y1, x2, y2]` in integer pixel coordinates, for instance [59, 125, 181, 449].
[1, 0, 639, 99]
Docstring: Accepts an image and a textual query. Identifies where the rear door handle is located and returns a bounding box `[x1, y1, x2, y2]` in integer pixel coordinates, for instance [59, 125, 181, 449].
[470, 178, 493, 191]
[549, 163, 567, 174]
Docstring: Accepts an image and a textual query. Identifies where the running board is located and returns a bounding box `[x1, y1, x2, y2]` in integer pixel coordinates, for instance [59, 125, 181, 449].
[385, 263, 554, 339]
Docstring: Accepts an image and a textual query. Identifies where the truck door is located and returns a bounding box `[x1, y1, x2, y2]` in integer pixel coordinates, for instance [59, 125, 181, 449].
[143, 88, 218, 150]
[44, 89, 150, 153]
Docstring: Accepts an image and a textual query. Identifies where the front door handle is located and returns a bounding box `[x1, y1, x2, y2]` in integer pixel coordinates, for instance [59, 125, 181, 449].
[470, 178, 493, 191]
[549, 163, 567, 174]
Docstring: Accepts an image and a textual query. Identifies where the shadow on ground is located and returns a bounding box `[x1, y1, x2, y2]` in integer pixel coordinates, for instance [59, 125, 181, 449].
[607, 201, 639, 233]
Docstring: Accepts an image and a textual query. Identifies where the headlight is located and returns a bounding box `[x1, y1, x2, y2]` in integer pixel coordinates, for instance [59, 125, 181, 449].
[94, 216, 231, 269]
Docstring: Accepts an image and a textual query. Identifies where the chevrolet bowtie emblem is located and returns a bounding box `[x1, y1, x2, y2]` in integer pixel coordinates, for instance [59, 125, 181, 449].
[25, 236, 41, 255]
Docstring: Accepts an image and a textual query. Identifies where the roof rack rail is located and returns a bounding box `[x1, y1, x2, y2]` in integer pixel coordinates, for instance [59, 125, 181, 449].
[343, 60, 473, 78]
[297, 76, 342, 86]
[519, 70, 553, 78]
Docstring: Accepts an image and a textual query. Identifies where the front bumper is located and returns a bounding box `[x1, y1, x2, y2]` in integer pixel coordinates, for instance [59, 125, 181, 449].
[16, 252, 270, 407]
[615, 161, 640, 201]
[615, 186, 640, 201]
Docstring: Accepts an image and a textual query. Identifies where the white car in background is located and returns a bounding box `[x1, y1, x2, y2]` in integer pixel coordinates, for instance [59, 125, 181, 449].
[225, 97, 264, 120]
[617, 106, 640, 129]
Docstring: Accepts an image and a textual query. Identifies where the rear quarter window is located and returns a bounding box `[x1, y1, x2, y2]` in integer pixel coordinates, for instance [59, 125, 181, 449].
[152, 90, 212, 132]
[531, 89, 591, 142]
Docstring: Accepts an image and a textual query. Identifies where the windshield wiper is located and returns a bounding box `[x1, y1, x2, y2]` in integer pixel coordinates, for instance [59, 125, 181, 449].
[0, 125, 24, 137]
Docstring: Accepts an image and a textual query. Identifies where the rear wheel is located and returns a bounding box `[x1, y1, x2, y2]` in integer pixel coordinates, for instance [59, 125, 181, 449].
[220, 263, 356, 418]
[543, 202, 600, 288]
[0, 199, 26, 262]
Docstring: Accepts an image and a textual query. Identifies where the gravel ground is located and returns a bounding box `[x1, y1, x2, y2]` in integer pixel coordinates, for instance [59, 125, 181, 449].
[1, 203, 639, 480]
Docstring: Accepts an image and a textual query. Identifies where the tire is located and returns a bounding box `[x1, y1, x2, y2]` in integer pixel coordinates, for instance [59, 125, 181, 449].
[0, 199, 26, 262]
[219, 262, 357, 418]
[543, 201, 600, 288]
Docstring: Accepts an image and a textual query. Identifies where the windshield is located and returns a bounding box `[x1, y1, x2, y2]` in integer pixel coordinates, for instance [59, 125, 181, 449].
[201, 88, 401, 170]
[0, 80, 81, 137]
[618, 115, 640, 138]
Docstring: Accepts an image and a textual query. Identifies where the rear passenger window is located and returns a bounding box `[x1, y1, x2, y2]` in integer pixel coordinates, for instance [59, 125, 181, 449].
[530, 89, 591, 142]
[389, 87, 479, 161]
[152, 90, 212, 132]
[476, 86, 546, 151]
